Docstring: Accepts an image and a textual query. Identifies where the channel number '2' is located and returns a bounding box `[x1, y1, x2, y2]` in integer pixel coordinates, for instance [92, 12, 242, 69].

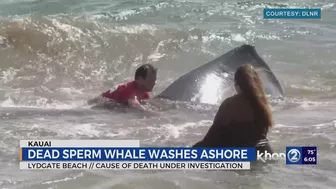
[287, 149, 301, 163]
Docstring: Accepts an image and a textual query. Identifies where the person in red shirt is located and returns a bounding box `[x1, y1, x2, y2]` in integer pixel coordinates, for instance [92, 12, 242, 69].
[88, 64, 157, 111]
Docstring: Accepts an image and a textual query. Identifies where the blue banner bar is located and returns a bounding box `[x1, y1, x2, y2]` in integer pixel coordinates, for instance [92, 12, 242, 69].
[264, 8, 321, 19]
[21, 147, 256, 161]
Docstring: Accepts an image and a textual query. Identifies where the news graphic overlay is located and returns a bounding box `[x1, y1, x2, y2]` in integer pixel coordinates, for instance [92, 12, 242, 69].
[19, 140, 256, 170]
[264, 8, 321, 19]
[286, 146, 317, 165]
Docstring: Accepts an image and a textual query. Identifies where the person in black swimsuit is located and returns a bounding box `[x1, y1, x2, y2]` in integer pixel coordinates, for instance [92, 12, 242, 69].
[193, 64, 274, 156]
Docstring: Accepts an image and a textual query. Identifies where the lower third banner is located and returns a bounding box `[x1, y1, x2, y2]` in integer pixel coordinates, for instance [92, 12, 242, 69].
[19, 140, 255, 170]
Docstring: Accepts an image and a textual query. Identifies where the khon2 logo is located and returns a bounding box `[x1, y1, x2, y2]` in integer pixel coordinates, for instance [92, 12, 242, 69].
[257, 146, 317, 164]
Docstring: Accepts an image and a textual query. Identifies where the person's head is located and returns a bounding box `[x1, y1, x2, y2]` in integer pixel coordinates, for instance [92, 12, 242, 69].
[134, 64, 157, 92]
[234, 64, 273, 128]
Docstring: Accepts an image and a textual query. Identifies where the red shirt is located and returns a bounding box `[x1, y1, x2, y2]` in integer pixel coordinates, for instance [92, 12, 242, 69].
[102, 81, 150, 105]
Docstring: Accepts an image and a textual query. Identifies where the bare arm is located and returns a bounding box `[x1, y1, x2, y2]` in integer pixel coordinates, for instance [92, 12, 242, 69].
[127, 97, 147, 111]
[127, 96, 159, 116]
[87, 95, 102, 105]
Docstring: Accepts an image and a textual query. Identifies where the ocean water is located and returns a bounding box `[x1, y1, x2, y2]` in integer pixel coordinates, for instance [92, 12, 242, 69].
[0, 0, 336, 188]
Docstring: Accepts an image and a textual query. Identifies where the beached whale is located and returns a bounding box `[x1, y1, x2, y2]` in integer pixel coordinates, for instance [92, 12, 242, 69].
[155, 44, 283, 105]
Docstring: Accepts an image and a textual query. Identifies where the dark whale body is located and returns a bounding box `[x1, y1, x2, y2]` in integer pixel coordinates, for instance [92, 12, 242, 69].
[155, 44, 283, 105]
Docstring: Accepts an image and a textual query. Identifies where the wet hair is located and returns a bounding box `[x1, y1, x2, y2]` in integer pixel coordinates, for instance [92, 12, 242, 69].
[234, 64, 273, 128]
[134, 64, 157, 80]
